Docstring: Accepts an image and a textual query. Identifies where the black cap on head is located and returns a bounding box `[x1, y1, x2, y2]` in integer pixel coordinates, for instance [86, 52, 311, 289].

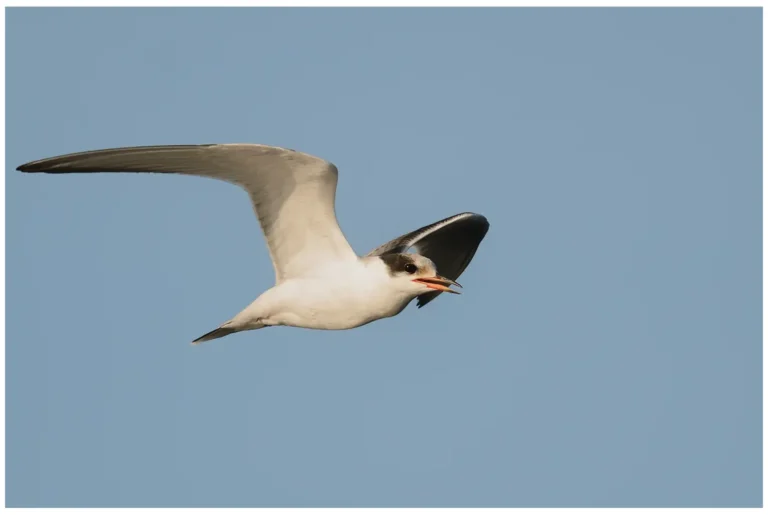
[379, 253, 418, 276]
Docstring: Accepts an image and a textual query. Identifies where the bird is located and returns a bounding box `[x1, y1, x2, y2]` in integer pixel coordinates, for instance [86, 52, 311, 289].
[17, 144, 490, 344]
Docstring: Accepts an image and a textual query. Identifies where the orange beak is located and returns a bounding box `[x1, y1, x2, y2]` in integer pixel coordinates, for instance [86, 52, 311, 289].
[412, 275, 462, 294]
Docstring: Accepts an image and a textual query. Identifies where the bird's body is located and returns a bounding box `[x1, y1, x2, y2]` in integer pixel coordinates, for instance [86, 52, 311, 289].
[232, 257, 413, 332]
[17, 143, 490, 343]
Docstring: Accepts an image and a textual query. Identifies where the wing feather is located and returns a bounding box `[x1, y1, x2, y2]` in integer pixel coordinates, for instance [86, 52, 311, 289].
[17, 144, 357, 282]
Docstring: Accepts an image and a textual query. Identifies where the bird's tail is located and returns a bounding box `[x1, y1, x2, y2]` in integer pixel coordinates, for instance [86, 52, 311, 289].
[192, 325, 237, 344]
[191, 320, 266, 344]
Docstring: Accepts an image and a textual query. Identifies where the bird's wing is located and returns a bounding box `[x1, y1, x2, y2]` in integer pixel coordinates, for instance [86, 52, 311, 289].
[367, 212, 489, 307]
[17, 144, 357, 283]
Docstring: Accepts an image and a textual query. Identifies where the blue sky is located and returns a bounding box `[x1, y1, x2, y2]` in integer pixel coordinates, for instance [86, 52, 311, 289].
[6, 7, 762, 507]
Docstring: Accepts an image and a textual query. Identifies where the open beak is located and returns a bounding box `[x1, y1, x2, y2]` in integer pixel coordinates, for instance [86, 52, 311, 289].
[412, 275, 462, 294]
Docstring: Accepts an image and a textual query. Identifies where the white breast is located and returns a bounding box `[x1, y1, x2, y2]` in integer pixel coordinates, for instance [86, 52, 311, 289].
[251, 258, 414, 330]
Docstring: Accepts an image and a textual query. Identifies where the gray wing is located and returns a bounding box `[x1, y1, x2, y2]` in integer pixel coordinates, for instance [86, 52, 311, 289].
[367, 212, 490, 308]
[17, 144, 357, 283]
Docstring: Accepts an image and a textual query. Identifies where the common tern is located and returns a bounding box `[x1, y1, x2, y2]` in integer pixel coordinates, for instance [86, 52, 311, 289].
[17, 144, 490, 343]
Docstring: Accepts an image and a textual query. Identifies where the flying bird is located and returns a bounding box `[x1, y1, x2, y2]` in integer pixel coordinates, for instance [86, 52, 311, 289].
[17, 144, 489, 343]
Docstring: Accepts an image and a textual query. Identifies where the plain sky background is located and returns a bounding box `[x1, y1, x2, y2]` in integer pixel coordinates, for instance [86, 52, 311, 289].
[6, 7, 762, 508]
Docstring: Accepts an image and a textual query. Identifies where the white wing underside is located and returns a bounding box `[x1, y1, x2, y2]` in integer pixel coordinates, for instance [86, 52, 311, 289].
[17, 144, 357, 283]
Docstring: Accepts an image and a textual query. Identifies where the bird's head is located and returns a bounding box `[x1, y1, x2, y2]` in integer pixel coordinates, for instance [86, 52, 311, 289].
[378, 253, 461, 296]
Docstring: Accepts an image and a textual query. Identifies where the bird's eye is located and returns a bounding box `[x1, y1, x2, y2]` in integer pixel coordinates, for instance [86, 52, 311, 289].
[404, 263, 418, 274]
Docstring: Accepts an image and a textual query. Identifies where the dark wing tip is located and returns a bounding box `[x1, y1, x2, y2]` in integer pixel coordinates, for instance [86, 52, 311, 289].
[451, 212, 491, 237]
[17, 162, 53, 173]
[16, 159, 63, 173]
[466, 212, 490, 230]
[17, 159, 86, 174]
[15, 144, 220, 174]
[448, 212, 490, 249]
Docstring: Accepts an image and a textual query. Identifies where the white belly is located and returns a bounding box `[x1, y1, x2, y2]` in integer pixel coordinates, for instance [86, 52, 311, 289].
[241, 258, 416, 330]
[264, 278, 412, 330]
